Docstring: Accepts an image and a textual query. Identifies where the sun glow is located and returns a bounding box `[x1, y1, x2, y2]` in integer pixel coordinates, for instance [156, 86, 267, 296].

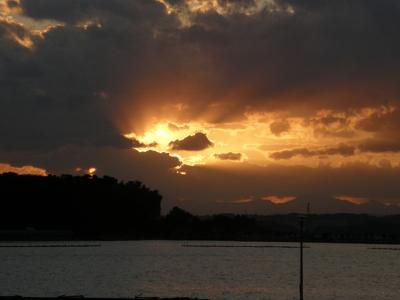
[153, 127, 173, 144]
[121, 116, 310, 167]
[125, 121, 212, 165]
[123, 106, 400, 170]
[88, 167, 97, 176]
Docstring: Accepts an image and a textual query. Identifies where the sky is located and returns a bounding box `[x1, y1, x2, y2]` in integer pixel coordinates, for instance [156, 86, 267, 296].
[1, 0, 400, 214]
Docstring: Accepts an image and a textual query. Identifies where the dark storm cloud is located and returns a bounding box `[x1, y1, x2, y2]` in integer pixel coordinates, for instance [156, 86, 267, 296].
[177, 0, 400, 113]
[1, 0, 400, 152]
[0, 0, 178, 151]
[169, 132, 213, 151]
[11, 0, 400, 122]
[214, 152, 242, 161]
[270, 144, 356, 160]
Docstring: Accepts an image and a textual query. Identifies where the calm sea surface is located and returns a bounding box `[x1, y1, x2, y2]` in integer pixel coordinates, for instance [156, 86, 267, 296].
[0, 240, 399, 300]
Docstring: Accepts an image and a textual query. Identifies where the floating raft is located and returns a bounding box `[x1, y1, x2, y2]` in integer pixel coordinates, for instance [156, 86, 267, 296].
[368, 247, 400, 251]
[182, 244, 310, 249]
[0, 297, 208, 300]
[0, 244, 101, 248]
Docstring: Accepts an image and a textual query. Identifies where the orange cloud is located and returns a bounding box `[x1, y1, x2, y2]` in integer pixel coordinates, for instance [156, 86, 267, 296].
[0, 163, 47, 176]
[232, 196, 253, 204]
[335, 195, 369, 205]
[261, 195, 296, 204]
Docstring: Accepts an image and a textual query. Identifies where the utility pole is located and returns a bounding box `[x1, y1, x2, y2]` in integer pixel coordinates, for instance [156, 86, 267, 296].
[299, 215, 304, 300]
[299, 202, 309, 300]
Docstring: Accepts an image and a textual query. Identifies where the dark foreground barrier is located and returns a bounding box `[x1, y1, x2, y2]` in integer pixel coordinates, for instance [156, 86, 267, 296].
[0, 244, 101, 248]
[0, 297, 208, 300]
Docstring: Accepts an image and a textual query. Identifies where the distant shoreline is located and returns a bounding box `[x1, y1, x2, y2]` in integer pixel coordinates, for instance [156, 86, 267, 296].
[1, 237, 400, 246]
[2, 175, 400, 246]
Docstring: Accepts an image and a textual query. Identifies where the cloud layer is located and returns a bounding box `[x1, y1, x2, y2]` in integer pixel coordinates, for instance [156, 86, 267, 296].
[2, 0, 400, 147]
[1, 0, 400, 214]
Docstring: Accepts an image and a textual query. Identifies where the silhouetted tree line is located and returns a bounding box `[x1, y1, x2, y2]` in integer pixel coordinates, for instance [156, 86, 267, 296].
[0, 173, 161, 239]
[163, 207, 259, 241]
[2, 173, 400, 243]
[161, 210, 400, 244]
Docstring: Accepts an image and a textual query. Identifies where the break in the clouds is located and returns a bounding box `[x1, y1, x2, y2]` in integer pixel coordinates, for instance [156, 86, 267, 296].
[1, 0, 400, 214]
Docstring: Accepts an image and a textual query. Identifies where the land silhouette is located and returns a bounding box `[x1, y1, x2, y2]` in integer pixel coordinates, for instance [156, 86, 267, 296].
[0, 173, 161, 239]
[1, 173, 400, 244]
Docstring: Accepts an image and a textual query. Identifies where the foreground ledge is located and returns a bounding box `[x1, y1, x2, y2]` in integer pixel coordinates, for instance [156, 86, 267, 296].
[0, 296, 209, 300]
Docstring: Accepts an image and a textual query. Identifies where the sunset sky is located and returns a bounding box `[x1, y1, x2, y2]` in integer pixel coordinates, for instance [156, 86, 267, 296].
[1, 0, 400, 214]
